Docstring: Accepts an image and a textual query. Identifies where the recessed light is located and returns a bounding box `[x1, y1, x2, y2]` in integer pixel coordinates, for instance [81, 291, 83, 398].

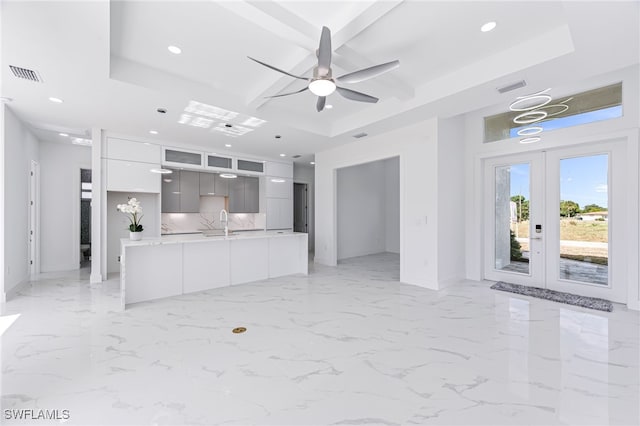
[150, 168, 173, 174]
[149, 130, 158, 135]
[168, 45, 182, 55]
[49, 97, 63, 103]
[220, 173, 237, 179]
[481, 21, 497, 32]
[310, 161, 315, 165]
[519, 137, 541, 144]
[163, 178, 173, 183]
[270, 178, 286, 183]
[59, 133, 69, 137]
[325, 105, 333, 109]
[279, 153, 286, 157]
[225, 144, 232, 148]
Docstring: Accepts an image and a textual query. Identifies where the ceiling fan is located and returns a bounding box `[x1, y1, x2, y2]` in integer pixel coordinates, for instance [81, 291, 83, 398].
[248, 26, 400, 112]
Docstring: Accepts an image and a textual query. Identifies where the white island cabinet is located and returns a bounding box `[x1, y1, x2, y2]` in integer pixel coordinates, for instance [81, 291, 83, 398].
[120, 231, 308, 308]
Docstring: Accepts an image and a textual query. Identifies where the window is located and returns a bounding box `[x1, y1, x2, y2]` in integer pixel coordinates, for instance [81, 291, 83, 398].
[484, 83, 622, 143]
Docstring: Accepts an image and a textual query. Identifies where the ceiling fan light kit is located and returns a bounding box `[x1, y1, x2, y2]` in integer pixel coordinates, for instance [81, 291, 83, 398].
[249, 26, 399, 112]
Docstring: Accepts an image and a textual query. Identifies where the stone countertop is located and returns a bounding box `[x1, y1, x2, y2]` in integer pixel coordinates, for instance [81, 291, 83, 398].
[121, 230, 304, 248]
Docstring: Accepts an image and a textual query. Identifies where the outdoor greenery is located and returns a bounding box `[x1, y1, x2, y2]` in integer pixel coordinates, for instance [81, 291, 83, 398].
[510, 195, 529, 221]
[559, 200, 581, 217]
[510, 230, 523, 260]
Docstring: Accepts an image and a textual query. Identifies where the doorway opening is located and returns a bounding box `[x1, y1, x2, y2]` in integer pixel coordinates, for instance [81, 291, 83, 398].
[80, 169, 92, 268]
[293, 183, 308, 234]
[336, 156, 400, 280]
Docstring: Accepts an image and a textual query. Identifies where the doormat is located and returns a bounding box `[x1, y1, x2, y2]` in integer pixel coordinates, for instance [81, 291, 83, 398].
[490, 281, 613, 312]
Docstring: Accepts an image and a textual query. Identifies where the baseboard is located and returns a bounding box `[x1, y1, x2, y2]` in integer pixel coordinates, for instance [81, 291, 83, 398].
[5, 279, 30, 301]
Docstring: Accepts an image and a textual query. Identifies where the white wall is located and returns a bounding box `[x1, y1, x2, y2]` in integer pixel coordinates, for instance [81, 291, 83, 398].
[337, 160, 386, 260]
[437, 117, 465, 283]
[384, 157, 400, 253]
[2, 107, 39, 295]
[316, 119, 457, 289]
[293, 164, 315, 251]
[39, 141, 91, 272]
[107, 192, 160, 273]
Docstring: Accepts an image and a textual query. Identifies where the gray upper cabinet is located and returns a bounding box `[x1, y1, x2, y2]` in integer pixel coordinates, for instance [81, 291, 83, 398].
[161, 170, 200, 213]
[228, 176, 259, 213]
[244, 176, 259, 212]
[199, 172, 215, 196]
[180, 171, 200, 213]
[161, 171, 180, 213]
[214, 174, 229, 197]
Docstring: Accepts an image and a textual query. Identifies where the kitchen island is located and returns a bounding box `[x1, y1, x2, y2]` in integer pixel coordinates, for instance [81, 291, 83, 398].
[120, 231, 308, 308]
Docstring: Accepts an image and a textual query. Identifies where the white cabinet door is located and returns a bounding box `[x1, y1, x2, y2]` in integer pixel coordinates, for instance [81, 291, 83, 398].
[107, 138, 161, 163]
[183, 240, 230, 293]
[266, 198, 293, 229]
[265, 177, 292, 198]
[265, 161, 293, 178]
[107, 159, 161, 193]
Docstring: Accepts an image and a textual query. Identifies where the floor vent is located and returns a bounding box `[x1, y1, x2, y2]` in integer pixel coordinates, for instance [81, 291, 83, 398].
[497, 80, 526, 94]
[353, 132, 368, 139]
[9, 65, 43, 82]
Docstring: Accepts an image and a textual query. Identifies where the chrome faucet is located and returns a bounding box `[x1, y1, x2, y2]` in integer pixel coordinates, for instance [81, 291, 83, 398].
[220, 209, 229, 237]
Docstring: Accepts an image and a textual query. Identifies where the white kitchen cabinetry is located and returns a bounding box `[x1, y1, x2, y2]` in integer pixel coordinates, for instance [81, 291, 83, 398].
[107, 138, 161, 163]
[266, 161, 293, 178]
[266, 177, 293, 199]
[229, 238, 269, 285]
[266, 198, 293, 229]
[183, 240, 229, 293]
[124, 243, 183, 304]
[107, 159, 161, 193]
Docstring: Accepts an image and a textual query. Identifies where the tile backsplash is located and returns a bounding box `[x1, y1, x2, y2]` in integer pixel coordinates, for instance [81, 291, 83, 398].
[161, 196, 266, 234]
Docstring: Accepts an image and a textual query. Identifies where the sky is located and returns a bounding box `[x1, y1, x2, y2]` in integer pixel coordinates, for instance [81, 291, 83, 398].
[509, 154, 608, 209]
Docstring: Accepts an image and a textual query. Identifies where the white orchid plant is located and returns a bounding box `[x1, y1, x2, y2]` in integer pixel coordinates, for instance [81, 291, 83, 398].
[117, 198, 144, 232]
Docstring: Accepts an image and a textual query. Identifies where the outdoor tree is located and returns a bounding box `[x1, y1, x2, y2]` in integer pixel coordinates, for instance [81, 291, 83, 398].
[582, 204, 607, 213]
[510, 195, 530, 221]
[560, 200, 580, 217]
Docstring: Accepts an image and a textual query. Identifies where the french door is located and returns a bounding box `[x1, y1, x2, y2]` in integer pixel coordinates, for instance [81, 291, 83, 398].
[484, 141, 627, 303]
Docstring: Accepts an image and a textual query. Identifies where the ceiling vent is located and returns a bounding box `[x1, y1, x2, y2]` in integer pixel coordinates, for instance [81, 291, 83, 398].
[9, 65, 43, 82]
[497, 80, 526, 94]
[353, 132, 368, 139]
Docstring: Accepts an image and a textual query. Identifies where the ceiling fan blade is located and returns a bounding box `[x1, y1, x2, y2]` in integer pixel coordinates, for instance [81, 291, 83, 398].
[337, 60, 400, 84]
[248, 56, 308, 81]
[336, 87, 378, 103]
[265, 86, 309, 98]
[316, 96, 326, 112]
[317, 26, 332, 76]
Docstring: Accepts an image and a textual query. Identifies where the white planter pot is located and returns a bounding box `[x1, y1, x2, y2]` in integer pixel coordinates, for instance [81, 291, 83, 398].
[130, 231, 143, 241]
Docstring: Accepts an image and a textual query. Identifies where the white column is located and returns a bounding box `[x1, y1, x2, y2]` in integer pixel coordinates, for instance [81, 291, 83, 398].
[90, 128, 103, 283]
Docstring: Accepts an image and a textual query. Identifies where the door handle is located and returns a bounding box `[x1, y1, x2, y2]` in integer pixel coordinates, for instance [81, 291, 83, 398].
[531, 236, 542, 240]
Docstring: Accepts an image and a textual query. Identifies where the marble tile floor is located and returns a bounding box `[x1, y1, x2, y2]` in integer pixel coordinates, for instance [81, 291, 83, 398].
[1, 253, 638, 425]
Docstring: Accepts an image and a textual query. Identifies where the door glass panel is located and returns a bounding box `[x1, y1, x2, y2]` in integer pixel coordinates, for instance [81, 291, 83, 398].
[559, 154, 608, 285]
[495, 163, 530, 274]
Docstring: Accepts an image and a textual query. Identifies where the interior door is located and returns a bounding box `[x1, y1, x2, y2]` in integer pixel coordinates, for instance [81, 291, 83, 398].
[484, 153, 544, 287]
[484, 141, 627, 304]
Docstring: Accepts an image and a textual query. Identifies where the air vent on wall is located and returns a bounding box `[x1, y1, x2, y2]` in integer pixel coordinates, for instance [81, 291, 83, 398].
[9, 65, 42, 82]
[497, 80, 526, 94]
[353, 132, 368, 139]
